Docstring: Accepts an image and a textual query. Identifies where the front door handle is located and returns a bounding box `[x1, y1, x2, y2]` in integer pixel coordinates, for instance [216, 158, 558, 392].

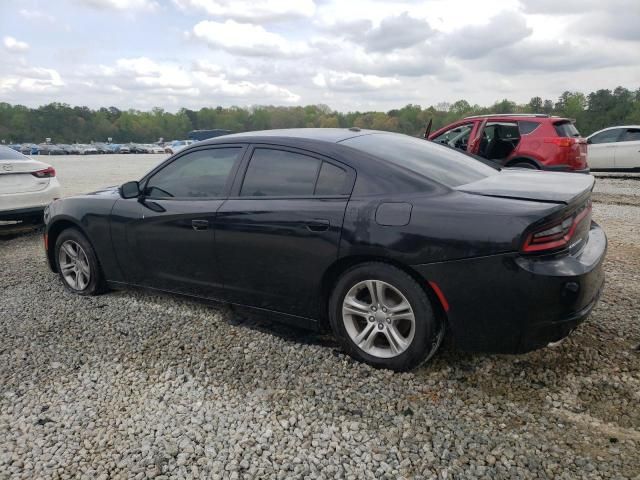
[191, 219, 209, 231]
[306, 219, 329, 232]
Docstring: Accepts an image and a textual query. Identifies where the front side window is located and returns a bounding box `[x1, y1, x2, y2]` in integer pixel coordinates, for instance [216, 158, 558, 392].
[145, 147, 241, 199]
[589, 129, 623, 145]
[433, 123, 473, 150]
[241, 148, 321, 197]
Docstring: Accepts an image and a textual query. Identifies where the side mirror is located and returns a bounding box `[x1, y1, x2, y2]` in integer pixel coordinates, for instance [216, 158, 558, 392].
[586, 138, 592, 145]
[120, 180, 141, 199]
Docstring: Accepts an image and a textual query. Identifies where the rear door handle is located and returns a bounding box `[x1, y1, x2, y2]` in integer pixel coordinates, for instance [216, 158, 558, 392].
[191, 219, 209, 231]
[306, 219, 329, 232]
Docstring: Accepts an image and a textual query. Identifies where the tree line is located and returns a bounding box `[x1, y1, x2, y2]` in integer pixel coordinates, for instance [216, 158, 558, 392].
[1, 86, 639, 144]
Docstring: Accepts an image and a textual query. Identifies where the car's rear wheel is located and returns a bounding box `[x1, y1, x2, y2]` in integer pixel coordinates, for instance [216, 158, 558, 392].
[329, 262, 444, 371]
[510, 161, 538, 169]
[55, 228, 104, 295]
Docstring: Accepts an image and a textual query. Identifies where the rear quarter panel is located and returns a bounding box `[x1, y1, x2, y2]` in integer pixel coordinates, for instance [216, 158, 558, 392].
[339, 191, 561, 264]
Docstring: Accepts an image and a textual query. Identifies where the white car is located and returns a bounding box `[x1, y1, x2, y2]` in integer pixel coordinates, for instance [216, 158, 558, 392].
[164, 140, 195, 155]
[0, 146, 61, 222]
[587, 126, 640, 170]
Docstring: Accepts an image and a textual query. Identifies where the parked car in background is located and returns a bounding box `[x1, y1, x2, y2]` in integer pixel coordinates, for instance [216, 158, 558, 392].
[20, 144, 39, 155]
[429, 114, 589, 173]
[119, 145, 131, 154]
[164, 140, 195, 154]
[38, 144, 65, 155]
[0, 145, 61, 223]
[43, 128, 605, 371]
[587, 126, 640, 170]
[150, 144, 166, 154]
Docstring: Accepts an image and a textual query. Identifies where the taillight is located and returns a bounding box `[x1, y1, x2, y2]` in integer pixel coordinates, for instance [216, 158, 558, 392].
[544, 137, 575, 148]
[32, 166, 56, 178]
[522, 200, 592, 253]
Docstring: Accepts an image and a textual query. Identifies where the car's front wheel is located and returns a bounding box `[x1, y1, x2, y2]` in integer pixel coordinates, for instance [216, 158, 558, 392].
[55, 228, 104, 295]
[329, 262, 444, 371]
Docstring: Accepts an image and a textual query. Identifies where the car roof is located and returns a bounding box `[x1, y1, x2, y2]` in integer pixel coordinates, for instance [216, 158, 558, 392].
[589, 125, 640, 136]
[199, 128, 377, 145]
[463, 114, 564, 120]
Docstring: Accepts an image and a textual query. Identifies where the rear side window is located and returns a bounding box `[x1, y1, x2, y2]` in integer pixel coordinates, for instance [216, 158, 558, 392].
[623, 128, 640, 142]
[315, 162, 350, 195]
[0, 146, 28, 161]
[342, 133, 498, 188]
[145, 147, 240, 198]
[518, 121, 540, 135]
[241, 148, 320, 197]
[554, 121, 581, 138]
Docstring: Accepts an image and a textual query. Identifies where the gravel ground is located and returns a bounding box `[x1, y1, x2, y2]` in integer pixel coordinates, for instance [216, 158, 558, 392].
[1, 173, 639, 479]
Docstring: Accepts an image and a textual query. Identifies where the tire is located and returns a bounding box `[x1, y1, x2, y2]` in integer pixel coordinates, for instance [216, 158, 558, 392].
[54, 228, 105, 296]
[329, 262, 444, 371]
[509, 161, 538, 169]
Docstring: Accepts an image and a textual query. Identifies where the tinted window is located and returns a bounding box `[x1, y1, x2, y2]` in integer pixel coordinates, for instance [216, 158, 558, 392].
[518, 121, 540, 135]
[241, 148, 320, 197]
[145, 148, 240, 198]
[589, 129, 623, 144]
[315, 162, 350, 195]
[342, 133, 498, 188]
[433, 123, 473, 150]
[622, 128, 640, 142]
[554, 121, 581, 138]
[0, 145, 29, 161]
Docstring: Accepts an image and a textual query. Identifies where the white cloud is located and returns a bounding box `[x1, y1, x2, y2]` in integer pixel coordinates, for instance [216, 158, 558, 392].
[173, 0, 315, 22]
[0, 0, 639, 111]
[74, 0, 158, 11]
[0, 67, 64, 94]
[313, 71, 399, 91]
[18, 9, 56, 22]
[3, 36, 30, 53]
[191, 20, 309, 57]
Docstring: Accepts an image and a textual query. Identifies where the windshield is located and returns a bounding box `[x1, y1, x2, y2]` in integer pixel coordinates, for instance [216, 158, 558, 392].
[341, 133, 499, 188]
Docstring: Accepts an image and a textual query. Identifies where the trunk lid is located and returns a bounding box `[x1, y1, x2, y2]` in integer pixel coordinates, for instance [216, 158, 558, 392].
[0, 159, 52, 194]
[457, 169, 594, 206]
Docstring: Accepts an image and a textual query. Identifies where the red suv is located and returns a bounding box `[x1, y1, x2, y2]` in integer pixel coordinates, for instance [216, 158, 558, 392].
[428, 114, 589, 173]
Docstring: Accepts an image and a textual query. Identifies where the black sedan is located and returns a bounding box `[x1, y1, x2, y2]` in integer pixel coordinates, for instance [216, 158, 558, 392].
[43, 128, 606, 370]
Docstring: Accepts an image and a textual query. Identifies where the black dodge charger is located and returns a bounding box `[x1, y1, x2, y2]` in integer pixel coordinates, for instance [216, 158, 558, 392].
[44, 128, 606, 371]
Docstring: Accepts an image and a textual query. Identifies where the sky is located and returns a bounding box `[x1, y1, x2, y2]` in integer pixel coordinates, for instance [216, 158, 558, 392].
[0, 0, 639, 112]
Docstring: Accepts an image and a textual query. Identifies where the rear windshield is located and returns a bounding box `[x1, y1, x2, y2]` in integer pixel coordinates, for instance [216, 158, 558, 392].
[554, 121, 581, 138]
[341, 133, 498, 188]
[0, 146, 28, 161]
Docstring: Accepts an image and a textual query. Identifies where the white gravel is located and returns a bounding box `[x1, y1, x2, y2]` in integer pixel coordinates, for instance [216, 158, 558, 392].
[1, 172, 639, 479]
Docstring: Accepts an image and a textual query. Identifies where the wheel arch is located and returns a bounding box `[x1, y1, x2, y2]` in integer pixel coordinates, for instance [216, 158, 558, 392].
[505, 156, 542, 169]
[319, 255, 449, 331]
[46, 217, 90, 272]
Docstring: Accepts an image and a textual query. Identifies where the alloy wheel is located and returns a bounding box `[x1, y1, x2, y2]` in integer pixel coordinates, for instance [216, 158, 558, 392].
[342, 280, 416, 359]
[58, 240, 91, 291]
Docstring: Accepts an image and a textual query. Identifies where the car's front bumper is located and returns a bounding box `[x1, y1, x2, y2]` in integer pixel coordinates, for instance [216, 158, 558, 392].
[411, 222, 607, 354]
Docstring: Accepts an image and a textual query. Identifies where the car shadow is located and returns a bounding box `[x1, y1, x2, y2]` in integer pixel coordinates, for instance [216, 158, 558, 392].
[224, 305, 339, 349]
[0, 222, 42, 240]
